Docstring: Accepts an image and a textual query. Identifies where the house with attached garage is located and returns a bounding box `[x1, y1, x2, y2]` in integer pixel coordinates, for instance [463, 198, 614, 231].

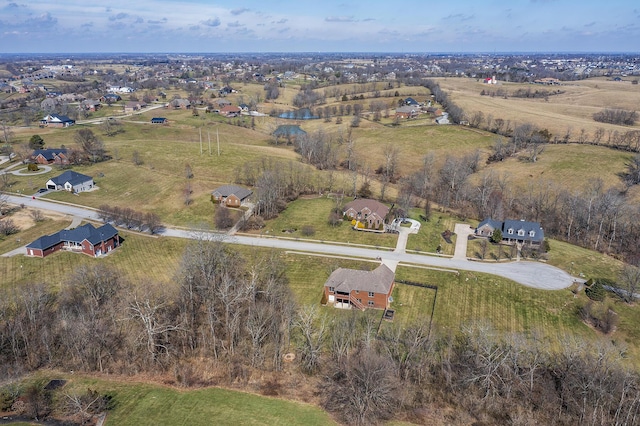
[343, 198, 390, 230]
[323, 263, 395, 310]
[39, 114, 75, 128]
[46, 170, 94, 193]
[211, 185, 253, 207]
[476, 218, 544, 245]
[26, 223, 119, 258]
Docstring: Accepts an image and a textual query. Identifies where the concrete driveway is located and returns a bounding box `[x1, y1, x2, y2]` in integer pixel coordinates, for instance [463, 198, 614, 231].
[453, 223, 475, 259]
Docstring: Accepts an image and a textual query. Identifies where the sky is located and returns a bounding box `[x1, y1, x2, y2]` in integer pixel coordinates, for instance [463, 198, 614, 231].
[1, 0, 639, 53]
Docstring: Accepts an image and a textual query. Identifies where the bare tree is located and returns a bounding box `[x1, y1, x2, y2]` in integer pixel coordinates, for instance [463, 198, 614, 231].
[618, 263, 640, 303]
[294, 305, 326, 374]
[74, 129, 105, 163]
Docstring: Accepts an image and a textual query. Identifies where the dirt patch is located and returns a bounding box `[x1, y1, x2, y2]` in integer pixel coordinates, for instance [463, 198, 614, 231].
[5, 207, 68, 231]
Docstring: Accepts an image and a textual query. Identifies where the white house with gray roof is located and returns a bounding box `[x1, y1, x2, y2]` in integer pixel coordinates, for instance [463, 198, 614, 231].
[46, 170, 94, 193]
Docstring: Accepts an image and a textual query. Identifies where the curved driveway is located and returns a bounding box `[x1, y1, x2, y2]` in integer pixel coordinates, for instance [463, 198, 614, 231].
[3, 194, 576, 290]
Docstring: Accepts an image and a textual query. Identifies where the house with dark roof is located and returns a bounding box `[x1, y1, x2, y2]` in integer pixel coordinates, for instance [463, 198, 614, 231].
[26, 223, 119, 258]
[211, 185, 253, 207]
[31, 148, 68, 165]
[151, 117, 168, 124]
[476, 218, 544, 245]
[404, 97, 420, 106]
[343, 198, 390, 230]
[46, 170, 94, 193]
[39, 114, 75, 128]
[323, 264, 395, 310]
[273, 125, 307, 142]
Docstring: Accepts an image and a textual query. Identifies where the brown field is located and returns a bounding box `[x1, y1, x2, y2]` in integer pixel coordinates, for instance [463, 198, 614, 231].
[435, 76, 640, 140]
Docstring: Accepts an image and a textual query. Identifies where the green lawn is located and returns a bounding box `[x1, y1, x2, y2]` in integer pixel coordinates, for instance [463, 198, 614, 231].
[404, 210, 458, 255]
[5, 372, 335, 426]
[259, 196, 398, 248]
[394, 267, 592, 345]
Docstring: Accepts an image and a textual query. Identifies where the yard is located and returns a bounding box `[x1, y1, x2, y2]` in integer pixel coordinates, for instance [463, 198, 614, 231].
[255, 196, 398, 248]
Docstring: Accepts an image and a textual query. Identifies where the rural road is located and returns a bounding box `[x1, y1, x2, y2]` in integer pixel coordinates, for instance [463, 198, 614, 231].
[2, 194, 578, 290]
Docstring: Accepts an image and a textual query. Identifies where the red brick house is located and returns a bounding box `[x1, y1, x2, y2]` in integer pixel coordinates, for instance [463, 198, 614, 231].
[323, 264, 395, 310]
[211, 185, 253, 207]
[26, 223, 119, 258]
[31, 148, 69, 165]
[343, 198, 390, 230]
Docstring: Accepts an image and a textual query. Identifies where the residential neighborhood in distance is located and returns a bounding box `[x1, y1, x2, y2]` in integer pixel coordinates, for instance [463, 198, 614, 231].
[1, 49, 639, 426]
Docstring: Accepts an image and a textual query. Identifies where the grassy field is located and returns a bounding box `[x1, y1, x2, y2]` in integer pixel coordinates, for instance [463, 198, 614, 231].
[394, 266, 592, 344]
[404, 209, 458, 255]
[255, 196, 398, 248]
[8, 372, 335, 426]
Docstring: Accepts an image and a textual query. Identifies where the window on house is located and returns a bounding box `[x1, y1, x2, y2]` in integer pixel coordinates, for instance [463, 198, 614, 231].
[529, 230, 535, 237]
[368, 292, 374, 298]
[355, 290, 359, 294]
[518, 229, 525, 236]
[508, 228, 514, 234]
[329, 286, 335, 293]
[357, 298, 362, 303]
[368, 301, 374, 306]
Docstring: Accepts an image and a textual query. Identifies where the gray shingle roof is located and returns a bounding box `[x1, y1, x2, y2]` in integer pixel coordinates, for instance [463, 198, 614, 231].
[324, 264, 394, 294]
[212, 185, 252, 200]
[49, 170, 93, 187]
[26, 223, 118, 251]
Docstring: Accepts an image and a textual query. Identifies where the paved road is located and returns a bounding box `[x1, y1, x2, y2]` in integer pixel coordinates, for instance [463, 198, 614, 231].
[2, 194, 577, 290]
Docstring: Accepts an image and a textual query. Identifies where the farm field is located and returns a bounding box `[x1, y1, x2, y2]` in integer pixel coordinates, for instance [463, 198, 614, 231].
[435, 76, 640, 140]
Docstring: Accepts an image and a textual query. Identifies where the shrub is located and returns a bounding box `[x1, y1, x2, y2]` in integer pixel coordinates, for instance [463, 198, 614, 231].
[586, 280, 606, 301]
[490, 228, 502, 243]
[215, 206, 234, 229]
[27, 163, 39, 172]
[301, 225, 315, 236]
[0, 218, 19, 236]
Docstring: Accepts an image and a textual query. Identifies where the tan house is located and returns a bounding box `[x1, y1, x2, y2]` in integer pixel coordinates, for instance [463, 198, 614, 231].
[124, 101, 147, 113]
[219, 105, 242, 117]
[343, 198, 390, 230]
[323, 264, 395, 310]
[395, 106, 419, 119]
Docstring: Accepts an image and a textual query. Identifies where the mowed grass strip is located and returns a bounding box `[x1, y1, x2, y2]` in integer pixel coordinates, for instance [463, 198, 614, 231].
[103, 384, 335, 426]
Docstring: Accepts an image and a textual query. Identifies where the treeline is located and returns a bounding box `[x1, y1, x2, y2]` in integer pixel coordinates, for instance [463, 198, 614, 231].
[480, 87, 564, 99]
[593, 108, 638, 126]
[97, 204, 162, 234]
[2, 244, 639, 425]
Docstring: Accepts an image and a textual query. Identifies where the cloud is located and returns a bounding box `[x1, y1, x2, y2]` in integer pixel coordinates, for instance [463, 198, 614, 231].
[27, 12, 57, 27]
[227, 21, 244, 28]
[325, 16, 356, 23]
[273, 18, 287, 24]
[202, 17, 221, 27]
[443, 13, 474, 22]
[231, 8, 250, 16]
[362, 18, 375, 22]
[109, 13, 129, 21]
[147, 18, 167, 25]
[584, 22, 596, 28]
